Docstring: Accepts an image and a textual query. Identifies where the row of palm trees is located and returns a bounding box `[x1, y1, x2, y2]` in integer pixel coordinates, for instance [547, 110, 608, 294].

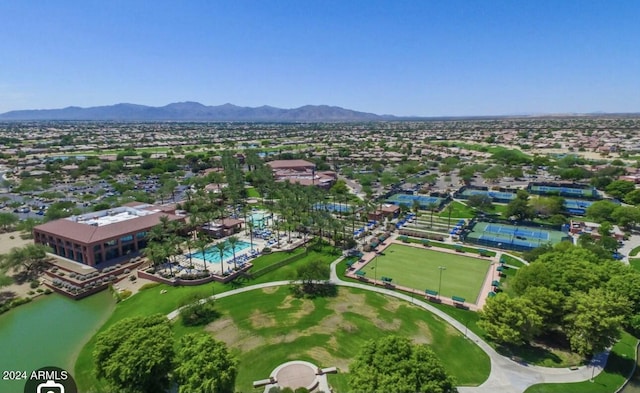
[143, 214, 244, 278]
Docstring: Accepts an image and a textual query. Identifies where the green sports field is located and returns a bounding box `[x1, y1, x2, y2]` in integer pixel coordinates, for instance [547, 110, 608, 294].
[364, 244, 491, 303]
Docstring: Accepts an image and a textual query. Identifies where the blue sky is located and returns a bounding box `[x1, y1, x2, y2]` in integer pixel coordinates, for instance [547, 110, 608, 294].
[1, 1, 639, 116]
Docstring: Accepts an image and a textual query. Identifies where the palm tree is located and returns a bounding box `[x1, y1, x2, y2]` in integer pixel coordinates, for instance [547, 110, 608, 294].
[445, 202, 455, 231]
[248, 221, 255, 251]
[183, 236, 195, 268]
[215, 241, 228, 276]
[143, 242, 168, 273]
[412, 199, 421, 228]
[228, 236, 239, 270]
[195, 236, 209, 272]
[426, 202, 438, 229]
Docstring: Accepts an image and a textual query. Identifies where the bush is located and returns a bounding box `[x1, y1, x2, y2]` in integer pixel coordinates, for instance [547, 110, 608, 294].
[120, 290, 132, 301]
[30, 280, 40, 289]
[294, 388, 309, 393]
[180, 298, 220, 326]
[44, 289, 53, 295]
[10, 297, 32, 308]
[282, 388, 294, 393]
[129, 275, 136, 281]
[262, 247, 272, 254]
[139, 282, 162, 291]
[36, 288, 44, 293]
[27, 291, 35, 295]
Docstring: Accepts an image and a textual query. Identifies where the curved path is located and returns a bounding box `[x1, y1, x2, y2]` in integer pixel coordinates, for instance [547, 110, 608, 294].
[167, 257, 608, 393]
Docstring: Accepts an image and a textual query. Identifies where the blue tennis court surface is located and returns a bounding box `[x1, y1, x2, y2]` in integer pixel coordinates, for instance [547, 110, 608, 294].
[460, 189, 516, 201]
[386, 193, 445, 209]
[484, 224, 549, 240]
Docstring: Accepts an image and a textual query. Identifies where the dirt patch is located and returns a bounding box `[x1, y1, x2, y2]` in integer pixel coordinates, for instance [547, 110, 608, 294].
[206, 317, 265, 352]
[249, 309, 276, 329]
[278, 295, 316, 322]
[0, 231, 31, 255]
[330, 291, 368, 314]
[304, 346, 351, 371]
[261, 286, 279, 294]
[412, 320, 433, 344]
[382, 297, 402, 312]
[206, 317, 241, 344]
[338, 321, 358, 333]
[373, 317, 401, 331]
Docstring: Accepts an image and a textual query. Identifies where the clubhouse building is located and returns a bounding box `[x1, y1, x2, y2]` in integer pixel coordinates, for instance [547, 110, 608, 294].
[267, 159, 337, 188]
[33, 202, 186, 267]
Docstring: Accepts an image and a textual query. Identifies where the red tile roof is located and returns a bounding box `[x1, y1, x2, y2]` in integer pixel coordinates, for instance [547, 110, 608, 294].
[34, 213, 184, 244]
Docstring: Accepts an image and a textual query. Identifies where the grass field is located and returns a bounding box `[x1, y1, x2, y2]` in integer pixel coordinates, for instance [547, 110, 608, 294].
[74, 245, 340, 391]
[364, 244, 491, 302]
[524, 332, 638, 393]
[208, 285, 490, 392]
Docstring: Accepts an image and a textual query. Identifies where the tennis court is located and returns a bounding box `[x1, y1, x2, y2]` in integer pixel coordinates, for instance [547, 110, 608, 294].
[465, 221, 570, 251]
[386, 193, 445, 209]
[361, 243, 490, 303]
[459, 189, 516, 202]
[529, 184, 597, 198]
[484, 224, 550, 240]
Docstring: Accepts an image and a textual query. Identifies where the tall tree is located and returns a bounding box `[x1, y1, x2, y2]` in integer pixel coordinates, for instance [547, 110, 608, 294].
[349, 336, 457, 393]
[1, 244, 51, 277]
[227, 236, 239, 270]
[215, 241, 228, 275]
[563, 288, 630, 357]
[427, 201, 438, 228]
[478, 294, 543, 346]
[174, 333, 238, 393]
[505, 190, 534, 222]
[94, 314, 174, 393]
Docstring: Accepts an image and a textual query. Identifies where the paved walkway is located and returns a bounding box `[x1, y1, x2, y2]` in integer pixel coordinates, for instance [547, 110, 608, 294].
[166, 256, 610, 393]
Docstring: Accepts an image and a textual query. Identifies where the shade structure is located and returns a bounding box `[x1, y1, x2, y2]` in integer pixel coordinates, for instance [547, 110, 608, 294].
[355, 270, 366, 277]
[425, 289, 438, 296]
[496, 265, 504, 272]
[488, 291, 497, 298]
[492, 280, 501, 287]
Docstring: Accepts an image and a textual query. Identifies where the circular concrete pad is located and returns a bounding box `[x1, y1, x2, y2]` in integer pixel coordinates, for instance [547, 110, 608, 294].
[273, 361, 319, 391]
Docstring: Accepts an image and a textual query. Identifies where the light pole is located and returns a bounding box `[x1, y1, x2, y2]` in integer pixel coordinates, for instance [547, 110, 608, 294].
[438, 266, 446, 299]
[373, 254, 378, 285]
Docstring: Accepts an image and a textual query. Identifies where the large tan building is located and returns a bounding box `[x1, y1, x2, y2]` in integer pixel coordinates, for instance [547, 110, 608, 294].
[267, 159, 336, 188]
[33, 202, 186, 266]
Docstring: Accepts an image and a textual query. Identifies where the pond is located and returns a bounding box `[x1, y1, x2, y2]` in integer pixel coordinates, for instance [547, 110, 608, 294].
[0, 291, 114, 392]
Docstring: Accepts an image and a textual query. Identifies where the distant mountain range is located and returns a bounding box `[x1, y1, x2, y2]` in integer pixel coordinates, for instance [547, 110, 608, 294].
[1, 102, 638, 122]
[0, 102, 400, 122]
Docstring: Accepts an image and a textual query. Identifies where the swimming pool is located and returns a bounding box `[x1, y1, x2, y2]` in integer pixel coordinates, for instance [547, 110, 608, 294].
[189, 240, 251, 264]
[248, 212, 269, 229]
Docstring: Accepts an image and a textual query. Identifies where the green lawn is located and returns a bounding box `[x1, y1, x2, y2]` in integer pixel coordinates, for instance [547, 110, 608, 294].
[208, 285, 489, 392]
[631, 246, 640, 257]
[402, 236, 497, 256]
[630, 259, 640, 273]
[439, 201, 476, 219]
[245, 187, 260, 198]
[500, 253, 527, 268]
[74, 245, 341, 391]
[364, 244, 491, 302]
[524, 332, 638, 393]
